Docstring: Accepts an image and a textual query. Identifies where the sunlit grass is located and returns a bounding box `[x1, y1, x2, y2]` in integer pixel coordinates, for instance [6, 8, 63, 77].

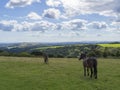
[0, 57, 120, 90]
[36, 46, 64, 50]
[98, 44, 120, 47]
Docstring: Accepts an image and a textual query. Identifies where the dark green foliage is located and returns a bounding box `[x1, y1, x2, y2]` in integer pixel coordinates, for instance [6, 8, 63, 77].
[0, 51, 10, 56]
[0, 44, 120, 58]
[42, 45, 120, 58]
[103, 47, 108, 57]
[18, 52, 31, 57]
[30, 50, 43, 56]
[0, 50, 4, 53]
[116, 50, 120, 57]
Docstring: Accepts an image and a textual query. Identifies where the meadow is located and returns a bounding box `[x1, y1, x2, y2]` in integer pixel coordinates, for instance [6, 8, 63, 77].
[98, 44, 120, 47]
[36, 46, 64, 50]
[0, 56, 120, 90]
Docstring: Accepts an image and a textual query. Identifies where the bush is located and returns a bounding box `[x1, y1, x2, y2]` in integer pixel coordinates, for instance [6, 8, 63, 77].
[19, 52, 31, 57]
[31, 50, 43, 56]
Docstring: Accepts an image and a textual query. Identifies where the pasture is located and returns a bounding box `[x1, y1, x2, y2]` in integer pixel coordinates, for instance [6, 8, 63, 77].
[0, 57, 120, 90]
[98, 44, 120, 47]
[36, 46, 64, 50]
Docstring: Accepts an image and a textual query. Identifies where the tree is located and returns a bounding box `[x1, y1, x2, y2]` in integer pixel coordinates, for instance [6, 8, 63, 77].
[116, 50, 120, 57]
[0, 51, 10, 56]
[31, 50, 43, 56]
[19, 52, 31, 57]
[103, 47, 109, 58]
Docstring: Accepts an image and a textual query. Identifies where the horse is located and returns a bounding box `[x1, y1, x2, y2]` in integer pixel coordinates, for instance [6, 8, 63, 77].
[43, 53, 48, 64]
[78, 53, 97, 79]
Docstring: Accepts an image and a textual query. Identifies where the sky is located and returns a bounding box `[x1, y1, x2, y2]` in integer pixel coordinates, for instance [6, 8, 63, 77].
[0, 0, 120, 43]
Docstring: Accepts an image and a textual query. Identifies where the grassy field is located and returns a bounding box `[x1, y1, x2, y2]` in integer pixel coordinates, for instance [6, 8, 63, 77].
[35, 46, 64, 50]
[98, 44, 120, 47]
[0, 57, 120, 90]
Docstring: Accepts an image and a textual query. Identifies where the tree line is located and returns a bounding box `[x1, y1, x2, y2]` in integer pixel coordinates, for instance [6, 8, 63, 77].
[0, 44, 120, 58]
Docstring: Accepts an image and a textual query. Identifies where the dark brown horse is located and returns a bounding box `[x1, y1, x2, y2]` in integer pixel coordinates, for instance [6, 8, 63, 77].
[43, 53, 48, 64]
[78, 53, 97, 79]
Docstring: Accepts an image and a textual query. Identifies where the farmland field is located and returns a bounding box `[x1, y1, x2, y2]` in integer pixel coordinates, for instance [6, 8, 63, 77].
[98, 44, 120, 47]
[0, 57, 120, 90]
[35, 46, 64, 50]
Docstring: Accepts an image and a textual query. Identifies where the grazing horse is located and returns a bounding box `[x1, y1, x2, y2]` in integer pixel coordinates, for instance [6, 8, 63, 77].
[43, 53, 48, 64]
[78, 53, 97, 79]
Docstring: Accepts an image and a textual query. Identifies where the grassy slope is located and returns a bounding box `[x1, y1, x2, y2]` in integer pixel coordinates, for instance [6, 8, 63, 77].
[98, 44, 120, 47]
[35, 46, 64, 50]
[0, 57, 120, 90]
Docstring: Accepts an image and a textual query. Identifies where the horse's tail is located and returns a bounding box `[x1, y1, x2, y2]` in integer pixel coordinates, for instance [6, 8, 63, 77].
[93, 59, 97, 79]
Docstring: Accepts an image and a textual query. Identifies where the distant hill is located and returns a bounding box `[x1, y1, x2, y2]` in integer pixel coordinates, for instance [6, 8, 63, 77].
[0, 42, 120, 58]
[0, 41, 120, 48]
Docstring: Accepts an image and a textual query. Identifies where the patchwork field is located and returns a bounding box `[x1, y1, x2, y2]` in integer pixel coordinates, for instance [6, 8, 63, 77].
[98, 44, 120, 47]
[0, 57, 120, 90]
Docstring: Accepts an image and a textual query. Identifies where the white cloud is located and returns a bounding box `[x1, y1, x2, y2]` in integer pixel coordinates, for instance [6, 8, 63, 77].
[31, 21, 57, 31]
[57, 19, 87, 31]
[45, 0, 120, 18]
[0, 19, 87, 32]
[111, 21, 120, 31]
[5, 0, 40, 8]
[1, 19, 119, 35]
[46, 0, 61, 7]
[88, 21, 108, 30]
[27, 12, 42, 20]
[90, 0, 120, 17]
[0, 20, 17, 31]
[0, 20, 33, 32]
[0, 20, 57, 32]
[43, 8, 61, 19]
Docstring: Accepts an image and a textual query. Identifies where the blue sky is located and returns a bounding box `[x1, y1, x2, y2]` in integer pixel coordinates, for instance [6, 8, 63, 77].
[0, 0, 120, 43]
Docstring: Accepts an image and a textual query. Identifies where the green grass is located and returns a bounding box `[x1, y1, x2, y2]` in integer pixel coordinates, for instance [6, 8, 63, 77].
[35, 46, 64, 50]
[0, 57, 120, 90]
[98, 44, 120, 47]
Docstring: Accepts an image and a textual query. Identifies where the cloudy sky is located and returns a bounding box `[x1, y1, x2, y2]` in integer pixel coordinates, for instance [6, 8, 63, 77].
[0, 0, 120, 43]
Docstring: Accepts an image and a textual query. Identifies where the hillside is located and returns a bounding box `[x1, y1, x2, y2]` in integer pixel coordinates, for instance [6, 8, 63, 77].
[0, 42, 120, 58]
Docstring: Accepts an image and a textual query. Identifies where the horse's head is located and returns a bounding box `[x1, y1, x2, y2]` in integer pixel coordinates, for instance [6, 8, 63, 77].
[78, 53, 87, 60]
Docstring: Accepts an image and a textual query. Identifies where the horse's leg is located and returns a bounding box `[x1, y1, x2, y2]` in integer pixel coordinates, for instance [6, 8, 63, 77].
[44, 58, 48, 64]
[93, 60, 97, 79]
[95, 72, 97, 79]
[87, 68, 89, 76]
[90, 68, 93, 78]
[84, 67, 86, 76]
[94, 66, 97, 79]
